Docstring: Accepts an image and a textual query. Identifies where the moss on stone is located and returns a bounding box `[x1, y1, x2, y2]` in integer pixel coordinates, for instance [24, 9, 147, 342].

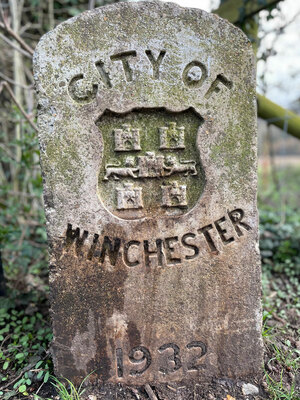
[97, 107, 205, 219]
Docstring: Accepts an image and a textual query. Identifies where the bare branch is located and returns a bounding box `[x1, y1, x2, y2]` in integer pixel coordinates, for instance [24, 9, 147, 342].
[0, 71, 33, 89]
[0, 81, 38, 132]
[0, 143, 18, 161]
[0, 359, 40, 391]
[144, 384, 158, 400]
[0, 370, 24, 391]
[0, 6, 34, 56]
[0, 31, 32, 58]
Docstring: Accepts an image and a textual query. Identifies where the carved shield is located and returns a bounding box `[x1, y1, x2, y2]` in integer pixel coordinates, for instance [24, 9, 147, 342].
[97, 108, 205, 219]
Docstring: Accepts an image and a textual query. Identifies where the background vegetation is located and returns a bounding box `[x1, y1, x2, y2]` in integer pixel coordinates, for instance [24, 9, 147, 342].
[0, 0, 299, 399]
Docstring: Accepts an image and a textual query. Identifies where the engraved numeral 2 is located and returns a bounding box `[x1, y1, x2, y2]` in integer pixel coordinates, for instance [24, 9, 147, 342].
[186, 341, 207, 371]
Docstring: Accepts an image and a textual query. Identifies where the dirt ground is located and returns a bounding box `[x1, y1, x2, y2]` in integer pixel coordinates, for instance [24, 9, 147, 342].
[36, 378, 269, 400]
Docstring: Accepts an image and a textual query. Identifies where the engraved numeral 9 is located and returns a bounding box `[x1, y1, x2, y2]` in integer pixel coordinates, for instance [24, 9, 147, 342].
[129, 346, 152, 376]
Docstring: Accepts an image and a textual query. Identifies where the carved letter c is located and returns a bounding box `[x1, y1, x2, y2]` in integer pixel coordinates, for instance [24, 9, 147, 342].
[68, 74, 98, 104]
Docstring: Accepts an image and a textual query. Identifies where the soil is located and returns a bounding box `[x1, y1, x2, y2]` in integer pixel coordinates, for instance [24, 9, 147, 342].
[37, 378, 269, 400]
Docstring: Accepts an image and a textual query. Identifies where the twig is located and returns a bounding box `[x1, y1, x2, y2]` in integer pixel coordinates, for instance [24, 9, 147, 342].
[0, 81, 38, 132]
[0, 360, 37, 390]
[19, 22, 32, 35]
[28, 241, 47, 248]
[0, 143, 18, 160]
[0, 334, 11, 352]
[0, 370, 24, 390]
[0, 7, 34, 56]
[264, 307, 287, 325]
[35, 381, 45, 395]
[0, 71, 33, 89]
[0, 31, 32, 58]
[130, 388, 140, 399]
[144, 384, 159, 400]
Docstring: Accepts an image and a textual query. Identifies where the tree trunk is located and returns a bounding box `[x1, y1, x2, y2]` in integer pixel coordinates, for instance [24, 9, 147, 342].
[257, 95, 300, 140]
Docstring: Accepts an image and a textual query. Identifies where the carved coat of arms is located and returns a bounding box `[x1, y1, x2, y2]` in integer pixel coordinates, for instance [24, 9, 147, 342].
[97, 108, 205, 219]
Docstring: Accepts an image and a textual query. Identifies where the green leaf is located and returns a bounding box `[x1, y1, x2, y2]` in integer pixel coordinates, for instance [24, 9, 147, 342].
[3, 361, 9, 370]
[35, 360, 43, 369]
[18, 385, 27, 393]
[37, 370, 44, 379]
[0, 335, 4, 341]
[14, 378, 25, 389]
[44, 371, 49, 383]
[4, 390, 17, 400]
[15, 353, 24, 359]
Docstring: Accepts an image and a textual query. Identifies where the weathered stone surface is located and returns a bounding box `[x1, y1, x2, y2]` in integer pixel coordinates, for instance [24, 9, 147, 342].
[33, 0, 263, 387]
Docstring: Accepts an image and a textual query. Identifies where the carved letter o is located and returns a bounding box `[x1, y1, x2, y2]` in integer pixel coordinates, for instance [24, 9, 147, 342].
[182, 61, 207, 88]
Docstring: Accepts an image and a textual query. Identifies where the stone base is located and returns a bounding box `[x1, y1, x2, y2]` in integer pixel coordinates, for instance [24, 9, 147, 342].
[81, 378, 268, 400]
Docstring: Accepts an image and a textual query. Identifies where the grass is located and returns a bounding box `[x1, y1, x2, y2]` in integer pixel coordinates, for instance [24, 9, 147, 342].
[33, 375, 90, 400]
[262, 278, 300, 399]
[259, 164, 300, 399]
[265, 370, 298, 400]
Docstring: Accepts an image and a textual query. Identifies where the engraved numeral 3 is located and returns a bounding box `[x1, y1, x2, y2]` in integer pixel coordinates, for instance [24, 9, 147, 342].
[158, 343, 182, 374]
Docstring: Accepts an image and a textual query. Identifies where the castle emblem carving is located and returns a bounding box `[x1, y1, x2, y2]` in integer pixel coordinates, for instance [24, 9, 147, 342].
[114, 124, 141, 151]
[117, 183, 143, 210]
[97, 108, 204, 219]
[161, 182, 187, 208]
[159, 122, 185, 149]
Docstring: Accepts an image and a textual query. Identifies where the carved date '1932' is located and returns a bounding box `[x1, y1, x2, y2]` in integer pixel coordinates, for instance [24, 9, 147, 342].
[116, 341, 207, 378]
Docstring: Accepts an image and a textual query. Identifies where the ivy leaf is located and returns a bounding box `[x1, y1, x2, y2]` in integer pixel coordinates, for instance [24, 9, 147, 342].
[3, 361, 9, 370]
[18, 385, 27, 393]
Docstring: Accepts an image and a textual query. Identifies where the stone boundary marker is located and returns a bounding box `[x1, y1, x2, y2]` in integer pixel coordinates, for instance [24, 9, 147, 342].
[33, 0, 263, 388]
